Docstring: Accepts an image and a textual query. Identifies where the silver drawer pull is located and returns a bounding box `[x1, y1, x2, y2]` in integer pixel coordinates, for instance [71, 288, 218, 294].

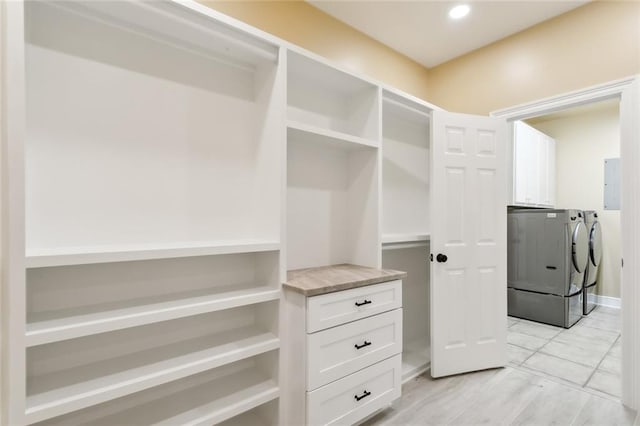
[354, 390, 371, 401]
[354, 340, 372, 350]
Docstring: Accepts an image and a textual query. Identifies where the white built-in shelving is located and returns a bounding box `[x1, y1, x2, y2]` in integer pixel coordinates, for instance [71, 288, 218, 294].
[287, 120, 378, 150]
[287, 50, 380, 141]
[2, 0, 450, 423]
[382, 234, 430, 251]
[35, 355, 279, 426]
[26, 240, 280, 268]
[6, 1, 286, 424]
[26, 313, 279, 422]
[381, 91, 432, 382]
[26, 283, 280, 347]
[286, 50, 381, 271]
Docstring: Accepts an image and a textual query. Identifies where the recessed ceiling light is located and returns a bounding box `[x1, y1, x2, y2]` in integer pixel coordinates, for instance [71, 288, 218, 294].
[449, 4, 470, 20]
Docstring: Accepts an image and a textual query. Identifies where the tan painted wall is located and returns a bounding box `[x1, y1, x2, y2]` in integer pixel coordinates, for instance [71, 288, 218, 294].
[530, 104, 621, 298]
[428, 1, 640, 115]
[200, 0, 430, 100]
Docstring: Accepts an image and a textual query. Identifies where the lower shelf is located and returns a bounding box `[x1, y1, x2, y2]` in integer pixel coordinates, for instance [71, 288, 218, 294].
[26, 327, 279, 424]
[38, 359, 279, 426]
[402, 338, 431, 383]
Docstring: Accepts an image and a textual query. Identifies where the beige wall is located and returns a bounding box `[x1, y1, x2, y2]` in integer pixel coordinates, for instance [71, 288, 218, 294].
[530, 103, 621, 298]
[428, 1, 640, 115]
[200, 0, 430, 100]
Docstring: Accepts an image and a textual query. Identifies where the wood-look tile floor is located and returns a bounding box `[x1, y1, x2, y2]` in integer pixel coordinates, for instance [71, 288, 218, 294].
[365, 307, 637, 426]
[508, 306, 622, 398]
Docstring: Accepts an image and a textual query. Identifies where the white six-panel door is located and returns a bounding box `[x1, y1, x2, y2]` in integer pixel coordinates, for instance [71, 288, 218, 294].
[430, 111, 507, 378]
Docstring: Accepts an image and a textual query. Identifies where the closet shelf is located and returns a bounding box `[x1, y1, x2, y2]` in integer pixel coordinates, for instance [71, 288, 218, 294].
[48, 1, 278, 71]
[26, 285, 280, 347]
[85, 370, 278, 426]
[218, 408, 271, 426]
[287, 120, 378, 150]
[25, 327, 279, 424]
[382, 234, 430, 244]
[383, 96, 431, 125]
[26, 240, 280, 268]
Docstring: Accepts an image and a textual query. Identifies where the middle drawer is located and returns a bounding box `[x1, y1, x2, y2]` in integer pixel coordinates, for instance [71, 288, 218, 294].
[307, 308, 402, 390]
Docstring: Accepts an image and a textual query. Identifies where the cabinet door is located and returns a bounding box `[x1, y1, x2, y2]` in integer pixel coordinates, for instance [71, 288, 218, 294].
[513, 122, 529, 204]
[430, 111, 507, 378]
[547, 136, 556, 207]
[537, 130, 549, 206]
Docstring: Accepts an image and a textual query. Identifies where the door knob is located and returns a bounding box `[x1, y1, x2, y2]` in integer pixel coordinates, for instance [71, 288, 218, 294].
[436, 253, 448, 263]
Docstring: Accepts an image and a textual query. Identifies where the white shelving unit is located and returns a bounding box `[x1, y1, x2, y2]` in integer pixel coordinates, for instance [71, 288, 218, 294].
[286, 50, 381, 271]
[381, 92, 432, 382]
[4, 1, 285, 424]
[35, 355, 279, 426]
[287, 50, 380, 142]
[26, 307, 279, 423]
[1, 1, 453, 424]
[26, 240, 280, 268]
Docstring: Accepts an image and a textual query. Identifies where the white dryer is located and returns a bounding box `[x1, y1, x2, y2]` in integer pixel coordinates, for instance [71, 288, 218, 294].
[583, 211, 603, 315]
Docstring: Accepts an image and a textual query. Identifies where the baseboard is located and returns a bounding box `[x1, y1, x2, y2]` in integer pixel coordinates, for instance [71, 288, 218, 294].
[588, 293, 622, 309]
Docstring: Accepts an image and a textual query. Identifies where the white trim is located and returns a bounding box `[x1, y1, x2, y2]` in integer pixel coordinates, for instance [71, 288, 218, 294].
[588, 294, 621, 310]
[491, 75, 640, 411]
[491, 76, 636, 121]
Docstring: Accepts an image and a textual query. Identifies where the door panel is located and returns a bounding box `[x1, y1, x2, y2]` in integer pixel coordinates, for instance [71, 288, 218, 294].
[430, 111, 507, 378]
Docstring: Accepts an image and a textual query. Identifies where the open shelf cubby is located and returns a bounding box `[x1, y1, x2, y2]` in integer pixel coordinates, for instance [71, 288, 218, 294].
[381, 91, 432, 383]
[287, 130, 379, 270]
[287, 50, 380, 142]
[34, 352, 279, 426]
[382, 92, 431, 239]
[26, 302, 279, 424]
[25, 0, 283, 253]
[381, 245, 431, 382]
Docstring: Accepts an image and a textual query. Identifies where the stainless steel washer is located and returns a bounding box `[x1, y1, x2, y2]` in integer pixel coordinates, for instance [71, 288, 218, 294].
[508, 208, 589, 328]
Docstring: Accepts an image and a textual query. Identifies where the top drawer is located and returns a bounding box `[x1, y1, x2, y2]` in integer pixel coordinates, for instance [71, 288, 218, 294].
[306, 280, 402, 333]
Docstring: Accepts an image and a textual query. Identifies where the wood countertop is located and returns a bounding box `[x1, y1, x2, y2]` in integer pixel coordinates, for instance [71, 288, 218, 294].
[283, 263, 407, 297]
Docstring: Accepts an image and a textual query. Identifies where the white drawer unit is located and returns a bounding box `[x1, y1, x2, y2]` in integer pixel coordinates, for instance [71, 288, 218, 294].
[306, 354, 402, 426]
[283, 265, 405, 426]
[306, 280, 402, 333]
[307, 309, 403, 390]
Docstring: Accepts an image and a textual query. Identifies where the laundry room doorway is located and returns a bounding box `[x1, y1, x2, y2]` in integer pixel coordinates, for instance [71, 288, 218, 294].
[492, 76, 640, 411]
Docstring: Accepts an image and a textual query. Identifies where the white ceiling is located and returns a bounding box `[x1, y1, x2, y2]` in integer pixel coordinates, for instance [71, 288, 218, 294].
[309, 1, 589, 68]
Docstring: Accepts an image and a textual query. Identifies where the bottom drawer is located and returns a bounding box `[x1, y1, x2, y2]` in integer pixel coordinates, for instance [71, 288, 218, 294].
[307, 355, 401, 426]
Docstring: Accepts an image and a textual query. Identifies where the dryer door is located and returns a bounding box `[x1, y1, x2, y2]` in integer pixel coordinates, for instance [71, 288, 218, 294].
[572, 221, 589, 273]
[589, 222, 603, 267]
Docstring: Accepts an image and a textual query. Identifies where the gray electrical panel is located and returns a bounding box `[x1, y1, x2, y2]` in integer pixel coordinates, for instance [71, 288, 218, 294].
[604, 158, 620, 210]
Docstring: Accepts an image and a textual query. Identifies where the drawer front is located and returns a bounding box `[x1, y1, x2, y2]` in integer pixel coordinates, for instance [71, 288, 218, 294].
[307, 354, 401, 426]
[307, 280, 402, 333]
[307, 309, 402, 390]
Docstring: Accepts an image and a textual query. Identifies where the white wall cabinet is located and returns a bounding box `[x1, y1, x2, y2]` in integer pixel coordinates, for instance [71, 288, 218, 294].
[2, 2, 509, 425]
[512, 121, 556, 207]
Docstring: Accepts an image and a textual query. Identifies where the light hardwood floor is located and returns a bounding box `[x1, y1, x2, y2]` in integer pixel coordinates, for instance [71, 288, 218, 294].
[365, 307, 636, 425]
[364, 366, 636, 425]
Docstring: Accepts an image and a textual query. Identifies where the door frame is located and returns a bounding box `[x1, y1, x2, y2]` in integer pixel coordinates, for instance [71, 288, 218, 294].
[491, 75, 640, 410]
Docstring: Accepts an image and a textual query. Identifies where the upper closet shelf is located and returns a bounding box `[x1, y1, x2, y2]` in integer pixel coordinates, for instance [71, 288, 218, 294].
[26, 240, 280, 268]
[287, 121, 378, 150]
[383, 89, 434, 121]
[47, 0, 278, 70]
